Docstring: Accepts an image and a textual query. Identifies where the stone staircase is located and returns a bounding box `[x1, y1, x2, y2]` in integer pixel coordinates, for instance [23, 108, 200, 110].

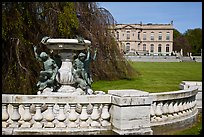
[180, 56, 195, 62]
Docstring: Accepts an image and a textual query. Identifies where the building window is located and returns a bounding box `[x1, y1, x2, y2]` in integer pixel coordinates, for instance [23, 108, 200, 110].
[166, 32, 170, 40]
[158, 32, 162, 40]
[138, 43, 140, 50]
[126, 43, 130, 53]
[127, 31, 130, 40]
[158, 44, 162, 52]
[143, 44, 146, 51]
[143, 32, 146, 40]
[138, 32, 140, 40]
[166, 44, 170, 52]
[150, 44, 154, 52]
[132, 33, 134, 36]
[116, 31, 119, 40]
[150, 32, 154, 40]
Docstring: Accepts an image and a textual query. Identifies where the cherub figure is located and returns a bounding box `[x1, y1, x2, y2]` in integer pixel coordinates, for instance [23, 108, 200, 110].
[33, 46, 59, 91]
[72, 47, 97, 94]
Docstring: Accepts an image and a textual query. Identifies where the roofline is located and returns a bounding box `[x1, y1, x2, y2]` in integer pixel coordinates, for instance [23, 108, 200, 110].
[115, 23, 173, 26]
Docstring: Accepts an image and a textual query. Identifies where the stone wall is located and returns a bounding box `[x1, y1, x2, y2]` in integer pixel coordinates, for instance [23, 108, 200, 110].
[125, 55, 180, 62]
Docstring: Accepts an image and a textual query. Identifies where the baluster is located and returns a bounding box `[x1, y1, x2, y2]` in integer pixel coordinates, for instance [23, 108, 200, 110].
[10, 103, 21, 128]
[21, 104, 32, 128]
[182, 100, 187, 116]
[177, 100, 183, 116]
[167, 101, 174, 119]
[18, 105, 25, 125]
[101, 104, 111, 127]
[90, 104, 100, 127]
[192, 97, 197, 111]
[185, 99, 190, 115]
[173, 101, 179, 118]
[187, 99, 192, 114]
[56, 103, 66, 128]
[162, 102, 168, 121]
[150, 102, 156, 122]
[191, 96, 196, 111]
[68, 104, 78, 128]
[86, 103, 93, 114]
[79, 103, 89, 128]
[2, 104, 9, 128]
[32, 103, 43, 128]
[155, 102, 163, 121]
[53, 103, 60, 118]
[44, 103, 55, 128]
[188, 97, 193, 113]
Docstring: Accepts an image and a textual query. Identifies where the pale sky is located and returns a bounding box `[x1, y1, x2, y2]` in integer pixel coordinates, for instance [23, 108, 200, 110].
[98, 2, 202, 34]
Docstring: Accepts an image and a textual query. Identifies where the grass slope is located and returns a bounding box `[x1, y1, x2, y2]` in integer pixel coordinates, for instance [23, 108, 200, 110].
[92, 62, 202, 93]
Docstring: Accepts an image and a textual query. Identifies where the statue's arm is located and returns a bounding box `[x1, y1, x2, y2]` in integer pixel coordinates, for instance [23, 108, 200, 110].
[93, 48, 97, 61]
[85, 47, 91, 61]
[33, 46, 42, 61]
[51, 61, 58, 80]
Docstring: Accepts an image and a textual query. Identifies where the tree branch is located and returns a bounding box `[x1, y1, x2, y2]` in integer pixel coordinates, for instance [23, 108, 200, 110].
[13, 38, 30, 74]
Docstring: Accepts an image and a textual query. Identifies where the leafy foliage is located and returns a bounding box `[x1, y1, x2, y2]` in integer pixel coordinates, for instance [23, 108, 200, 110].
[173, 35, 191, 56]
[184, 28, 202, 56]
[173, 28, 202, 56]
[2, 2, 137, 94]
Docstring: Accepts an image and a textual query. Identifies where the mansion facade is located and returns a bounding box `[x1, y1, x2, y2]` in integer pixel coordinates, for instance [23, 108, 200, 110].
[110, 22, 174, 56]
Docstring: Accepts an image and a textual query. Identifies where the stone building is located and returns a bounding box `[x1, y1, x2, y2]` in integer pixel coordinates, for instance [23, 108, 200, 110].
[110, 22, 174, 56]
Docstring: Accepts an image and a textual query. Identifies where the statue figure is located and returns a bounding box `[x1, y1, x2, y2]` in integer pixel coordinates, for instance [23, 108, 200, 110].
[76, 35, 85, 44]
[33, 45, 59, 91]
[72, 47, 97, 94]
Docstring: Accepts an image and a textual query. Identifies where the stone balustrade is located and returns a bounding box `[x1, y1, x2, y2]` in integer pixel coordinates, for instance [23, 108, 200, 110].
[2, 83, 201, 135]
[149, 87, 198, 134]
[179, 81, 202, 112]
[2, 94, 112, 135]
[179, 81, 202, 91]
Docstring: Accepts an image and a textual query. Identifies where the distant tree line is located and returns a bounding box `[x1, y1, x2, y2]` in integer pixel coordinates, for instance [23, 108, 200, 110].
[173, 28, 202, 56]
[2, 2, 137, 95]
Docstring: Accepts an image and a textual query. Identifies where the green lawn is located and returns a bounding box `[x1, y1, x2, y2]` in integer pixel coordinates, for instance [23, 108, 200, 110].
[92, 62, 202, 93]
[170, 113, 202, 135]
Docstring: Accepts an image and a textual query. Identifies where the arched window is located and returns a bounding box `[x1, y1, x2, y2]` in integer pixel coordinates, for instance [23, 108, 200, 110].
[166, 44, 170, 52]
[158, 44, 162, 52]
[150, 44, 154, 52]
[126, 43, 130, 53]
[143, 44, 146, 51]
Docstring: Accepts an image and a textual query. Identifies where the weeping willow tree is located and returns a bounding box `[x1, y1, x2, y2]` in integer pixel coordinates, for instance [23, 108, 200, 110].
[2, 2, 138, 95]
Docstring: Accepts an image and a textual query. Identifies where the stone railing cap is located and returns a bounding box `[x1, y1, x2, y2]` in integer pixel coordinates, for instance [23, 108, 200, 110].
[108, 89, 149, 97]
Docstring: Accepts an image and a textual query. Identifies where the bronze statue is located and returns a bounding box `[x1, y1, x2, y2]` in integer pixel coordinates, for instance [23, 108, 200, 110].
[72, 47, 97, 94]
[33, 46, 59, 91]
